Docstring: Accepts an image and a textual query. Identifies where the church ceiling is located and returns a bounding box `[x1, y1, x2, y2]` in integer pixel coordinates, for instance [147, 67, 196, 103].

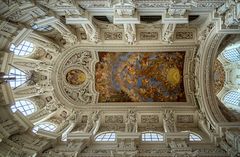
[53, 46, 192, 108]
[1, 0, 240, 156]
[95, 52, 186, 102]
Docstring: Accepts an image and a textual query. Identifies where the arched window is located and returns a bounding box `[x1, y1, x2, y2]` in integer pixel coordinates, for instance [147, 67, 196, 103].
[10, 40, 34, 56]
[8, 68, 28, 88]
[33, 122, 57, 133]
[189, 132, 202, 141]
[141, 131, 164, 142]
[223, 91, 240, 106]
[223, 48, 240, 62]
[11, 100, 36, 116]
[95, 132, 116, 142]
[32, 24, 53, 32]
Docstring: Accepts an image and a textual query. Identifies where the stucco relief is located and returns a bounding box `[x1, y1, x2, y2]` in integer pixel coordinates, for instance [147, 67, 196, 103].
[141, 115, 159, 123]
[53, 47, 99, 107]
[105, 115, 124, 123]
[104, 32, 123, 40]
[213, 60, 225, 94]
[163, 110, 177, 132]
[125, 109, 137, 132]
[140, 32, 158, 40]
[175, 32, 194, 40]
[176, 115, 194, 123]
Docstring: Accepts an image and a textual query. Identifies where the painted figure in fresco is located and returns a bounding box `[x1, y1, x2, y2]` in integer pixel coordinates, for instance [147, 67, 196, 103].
[125, 110, 137, 132]
[66, 69, 86, 85]
[95, 52, 186, 102]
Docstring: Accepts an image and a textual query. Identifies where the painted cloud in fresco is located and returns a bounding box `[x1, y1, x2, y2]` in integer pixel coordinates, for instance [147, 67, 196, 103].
[95, 52, 186, 102]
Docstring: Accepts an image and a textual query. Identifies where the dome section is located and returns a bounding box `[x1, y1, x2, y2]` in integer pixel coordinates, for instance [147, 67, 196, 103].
[216, 39, 240, 114]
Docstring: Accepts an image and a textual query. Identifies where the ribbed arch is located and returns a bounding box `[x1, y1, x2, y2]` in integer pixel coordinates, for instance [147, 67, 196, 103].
[11, 100, 36, 116]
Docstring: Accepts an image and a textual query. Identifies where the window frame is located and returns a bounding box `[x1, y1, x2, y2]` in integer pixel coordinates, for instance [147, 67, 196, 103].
[222, 48, 240, 62]
[189, 132, 202, 142]
[11, 99, 36, 116]
[223, 90, 240, 107]
[33, 122, 57, 134]
[10, 40, 35, 57]
[8, 68, 29, 89]
[31, 24, 53, 32]
[141, 131, 164, 142]
[95, 131, 116, 142]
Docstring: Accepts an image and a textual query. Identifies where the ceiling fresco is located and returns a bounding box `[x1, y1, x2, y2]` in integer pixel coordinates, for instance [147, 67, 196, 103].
[95, 52, 186, 102]
[66, 69, 86, 86]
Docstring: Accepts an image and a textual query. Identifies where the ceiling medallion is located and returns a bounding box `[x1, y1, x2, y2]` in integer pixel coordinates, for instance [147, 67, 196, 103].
[66, 69, 86, 86]
[65, 68, 87, 86]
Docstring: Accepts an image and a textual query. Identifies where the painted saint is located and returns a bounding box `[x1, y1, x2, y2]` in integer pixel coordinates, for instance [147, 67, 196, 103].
[66, 69, 86, 85]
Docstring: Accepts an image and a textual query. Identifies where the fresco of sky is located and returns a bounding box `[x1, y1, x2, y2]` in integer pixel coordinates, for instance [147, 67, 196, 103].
[95, 52, 186, 102]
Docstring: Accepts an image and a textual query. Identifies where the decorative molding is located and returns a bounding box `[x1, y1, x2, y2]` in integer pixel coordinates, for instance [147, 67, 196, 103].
[175, 32, 194, 40]
[140, 32, 158, 40]
[53, 47, 99, 108]
[13, 111, 33, 131]
[141, 115, 159, 123]
[11, 28, 32, 47]
[177, 115, 194, 123]
[105, 115, 124, 123]
[104, 32, 122, 40]
[163, 110, 177, 133]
